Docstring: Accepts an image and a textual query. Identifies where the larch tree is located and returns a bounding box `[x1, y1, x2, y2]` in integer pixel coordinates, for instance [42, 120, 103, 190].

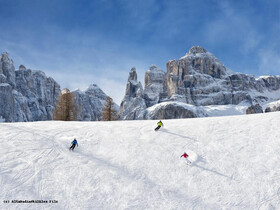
[101, 96, 118, 121]
[53, 88, 77, 121]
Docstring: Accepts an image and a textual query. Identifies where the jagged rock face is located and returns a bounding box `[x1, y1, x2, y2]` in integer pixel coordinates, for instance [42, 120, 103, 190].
[260, 76, 280, 91]
[119, 46, 280, 120]
[0, 84, 14, 121]
[164, 46, 280, 106]
[0, 53, 60, 122]
[15, 70, 60, 107]
[118, 68, 146, 120]
[143, 65, 167, 107]
[15, 69, 60, 121]
[119, 97, 146, 120]
[188, 46, 208, 54]
[72, 84, 118, 121]
[246, 104, 263, 114]
[164, 47, 232, 106]
[1, 53, 16, 87]
[128, 67, 137, 81]
[124, 67, 143, 98]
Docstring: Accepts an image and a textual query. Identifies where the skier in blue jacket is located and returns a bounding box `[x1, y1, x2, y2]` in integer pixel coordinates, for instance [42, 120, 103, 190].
[69, 138, 78, 151]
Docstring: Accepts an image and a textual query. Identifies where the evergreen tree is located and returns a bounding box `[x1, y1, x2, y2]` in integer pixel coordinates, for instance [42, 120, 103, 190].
[101, 96, 118, 121]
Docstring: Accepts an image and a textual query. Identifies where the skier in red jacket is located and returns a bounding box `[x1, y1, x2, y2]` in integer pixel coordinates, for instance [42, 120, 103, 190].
[181, 152, 191, 164]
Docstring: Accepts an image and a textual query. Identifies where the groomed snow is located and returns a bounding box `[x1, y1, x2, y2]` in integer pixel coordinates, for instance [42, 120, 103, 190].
[1, 112, 280, 209]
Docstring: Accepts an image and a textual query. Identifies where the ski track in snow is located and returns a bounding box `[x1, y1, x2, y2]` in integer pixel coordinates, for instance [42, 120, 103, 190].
[0, 113, 280, 209]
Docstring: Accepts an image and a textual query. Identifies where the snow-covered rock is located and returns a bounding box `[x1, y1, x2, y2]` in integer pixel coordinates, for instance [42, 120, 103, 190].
[143, 65, 167, 107]
[19, 64, 26, 71]
[0, 52, 16, 87]
[0, 53, 60, 122]
[246, 104, 263, 114]
[143, 102, 198, 120]
[166, 46, 249, 105]
[119, 46, 280, 120]
[0, 52, 119, 122]
[264, 99, 280, 112]
[72, 84, 119, 121]
[118, 67, 146, 120]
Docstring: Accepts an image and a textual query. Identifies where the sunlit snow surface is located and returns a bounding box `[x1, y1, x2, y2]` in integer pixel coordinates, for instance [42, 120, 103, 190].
[1, 112, 280, 209]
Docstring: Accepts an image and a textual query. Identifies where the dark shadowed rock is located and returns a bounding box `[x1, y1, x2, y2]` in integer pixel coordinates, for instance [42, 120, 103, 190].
[265, 107, 271, 112]
[19, 65, 26, 70]
[264, 102, 280, 113]
[246, 104, 263, 114]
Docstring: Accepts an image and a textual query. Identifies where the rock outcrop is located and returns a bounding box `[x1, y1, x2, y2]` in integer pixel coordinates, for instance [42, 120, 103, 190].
[0, 52, 119, 122]
[143, 102, 197, 120]
[118, 68, 146, 120]
[264, 100, 280, 112]
[143, 65, 167, 107]
[0, 52, 16, 88]
[265, 106, 280, 112]
[119, 46, 280, 120]
[246, 104, 263, 114]
[72, 84, 118, 121]
[0, 53, 60, 122]
[166, 46, 247, 105]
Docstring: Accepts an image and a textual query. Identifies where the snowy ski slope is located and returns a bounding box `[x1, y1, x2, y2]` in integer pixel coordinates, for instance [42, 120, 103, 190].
[1, 112, 280, 209]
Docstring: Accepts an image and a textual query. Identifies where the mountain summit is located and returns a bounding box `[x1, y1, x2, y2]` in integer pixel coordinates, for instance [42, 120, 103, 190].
[119, 46, 280, 120]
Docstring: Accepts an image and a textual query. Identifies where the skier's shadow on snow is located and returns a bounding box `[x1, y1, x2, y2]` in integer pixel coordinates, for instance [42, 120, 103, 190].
[160, 129, 197, 141]
[192, 155, 231, 179]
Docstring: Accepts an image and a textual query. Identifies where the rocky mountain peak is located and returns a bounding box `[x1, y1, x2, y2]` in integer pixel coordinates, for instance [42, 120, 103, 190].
[0, 52, 60, 122]
[0, 52, 16, 87]
[145, 65, 165, 87]
[128, 67, 137, 81]
[149, 65, 160, 71]
[72, 84, 117, 121]
[119, 46, 280, 120]
[86, 84, 100, 91]
[188, 46, 208, 55]
[1, 52, 12, 63]
[144, 65, 167, 107]
[118, 67, 146, 120]
[19, 65, 26, 70]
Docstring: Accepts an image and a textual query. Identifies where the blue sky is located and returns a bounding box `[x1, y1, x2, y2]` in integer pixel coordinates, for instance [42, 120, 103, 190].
[0, 0, 279, 104]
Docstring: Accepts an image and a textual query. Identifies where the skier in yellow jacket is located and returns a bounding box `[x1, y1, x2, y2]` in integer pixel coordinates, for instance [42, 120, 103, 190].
[155, 120, 163, 131]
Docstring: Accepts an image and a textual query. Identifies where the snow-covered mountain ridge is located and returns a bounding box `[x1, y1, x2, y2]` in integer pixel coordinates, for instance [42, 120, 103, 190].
[0, 53, 113, 122]
[1, 46, 280, 122]
[1, 112, 280, 209]
[0, 53, 61, 122]
[72, 84, 119, 121]
[119, 46, 280, 119]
